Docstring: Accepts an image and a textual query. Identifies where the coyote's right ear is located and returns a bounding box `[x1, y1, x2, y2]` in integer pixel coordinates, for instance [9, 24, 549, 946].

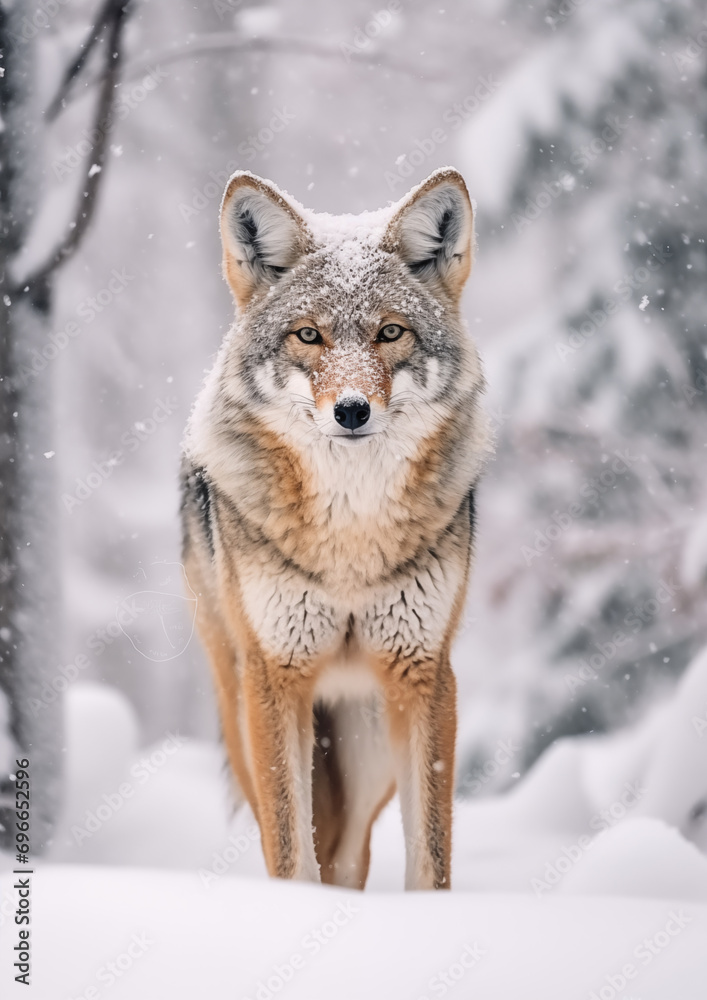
[220, 172, 311, 309]
[384, 168, 474, 303]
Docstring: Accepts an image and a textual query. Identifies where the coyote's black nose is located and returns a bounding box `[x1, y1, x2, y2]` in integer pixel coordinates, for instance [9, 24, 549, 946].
[334, 399, 370, 430]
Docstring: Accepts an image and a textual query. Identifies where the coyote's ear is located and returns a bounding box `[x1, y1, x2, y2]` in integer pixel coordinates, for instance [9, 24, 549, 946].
[220, 172, 311, 309]
[384, 168, 474, 302]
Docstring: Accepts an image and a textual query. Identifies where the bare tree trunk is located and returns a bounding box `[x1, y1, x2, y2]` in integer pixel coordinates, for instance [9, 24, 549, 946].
[0, 2, 62, 852]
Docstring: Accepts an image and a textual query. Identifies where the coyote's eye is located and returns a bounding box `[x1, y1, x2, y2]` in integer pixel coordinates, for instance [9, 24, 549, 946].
[294, 327, 322, 345]
[377, 323, 406, 343]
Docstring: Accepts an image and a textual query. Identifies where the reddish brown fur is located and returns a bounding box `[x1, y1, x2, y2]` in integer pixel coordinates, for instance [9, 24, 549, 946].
[183, 167, 486, 890]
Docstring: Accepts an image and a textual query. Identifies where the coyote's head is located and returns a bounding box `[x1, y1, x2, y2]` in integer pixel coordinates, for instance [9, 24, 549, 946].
[211, 168, 484, 464]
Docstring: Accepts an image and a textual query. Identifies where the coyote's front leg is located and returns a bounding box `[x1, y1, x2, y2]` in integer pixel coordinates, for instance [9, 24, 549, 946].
[385, 656, 457, 890]
[240, 637, 320, 882]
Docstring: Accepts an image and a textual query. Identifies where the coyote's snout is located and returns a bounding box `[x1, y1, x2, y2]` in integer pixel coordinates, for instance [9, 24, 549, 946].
[313, 342, 388, 441]
[181, 166, 489, 889]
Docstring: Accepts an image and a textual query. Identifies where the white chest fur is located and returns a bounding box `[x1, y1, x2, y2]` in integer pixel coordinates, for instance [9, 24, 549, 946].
[237, 540, 464, 668]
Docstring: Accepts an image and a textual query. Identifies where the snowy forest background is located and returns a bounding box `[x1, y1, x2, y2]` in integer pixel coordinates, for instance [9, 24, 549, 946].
[1, 0, 706, 851]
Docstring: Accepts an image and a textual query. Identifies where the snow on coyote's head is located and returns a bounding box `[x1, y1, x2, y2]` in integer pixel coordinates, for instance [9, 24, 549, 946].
[206, 167, 485, 462]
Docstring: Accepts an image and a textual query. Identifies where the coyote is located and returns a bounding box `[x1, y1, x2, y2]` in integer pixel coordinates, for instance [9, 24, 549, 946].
[181, 167, 488, 890]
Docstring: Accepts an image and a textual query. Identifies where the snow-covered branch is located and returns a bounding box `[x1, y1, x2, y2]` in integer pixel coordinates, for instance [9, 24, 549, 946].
[71, 31, 442, 101]
[18, 0, 132, 296]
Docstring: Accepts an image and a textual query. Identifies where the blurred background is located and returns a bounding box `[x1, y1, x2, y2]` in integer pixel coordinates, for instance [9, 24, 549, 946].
[1, 0, 706, 851]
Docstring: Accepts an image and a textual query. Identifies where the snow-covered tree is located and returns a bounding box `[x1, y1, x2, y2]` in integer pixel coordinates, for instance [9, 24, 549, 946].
[455, 0, 707, 783]
[0, 0, 131, 850]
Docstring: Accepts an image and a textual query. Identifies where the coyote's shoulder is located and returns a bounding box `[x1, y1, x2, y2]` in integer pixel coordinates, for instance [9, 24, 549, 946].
[182, 167, 489, 891]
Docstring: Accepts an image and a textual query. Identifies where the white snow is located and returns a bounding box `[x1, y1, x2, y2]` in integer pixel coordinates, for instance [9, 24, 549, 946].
[313, 341, 386, 399]
[3, 652, 707, 996]
[1, 865, 705, 1000]
[557, 818, 707, 900]
[458, 10, 647, 214]
[335, 389, 368, 406]
[2, 5, 705, 992]
[235, 5, 282, 38]
[233, 166, 465, 252]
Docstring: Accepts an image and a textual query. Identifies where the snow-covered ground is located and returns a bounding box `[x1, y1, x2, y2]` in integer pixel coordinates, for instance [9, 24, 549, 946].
[3, 649, 707, 997]
[2, 2, 705, 997]
[2, 865, 706, 1000]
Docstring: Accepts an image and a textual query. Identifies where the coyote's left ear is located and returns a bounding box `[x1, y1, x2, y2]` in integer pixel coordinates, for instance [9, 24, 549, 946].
[220, 172, 312, 309]
[384, 168, 474, 302]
